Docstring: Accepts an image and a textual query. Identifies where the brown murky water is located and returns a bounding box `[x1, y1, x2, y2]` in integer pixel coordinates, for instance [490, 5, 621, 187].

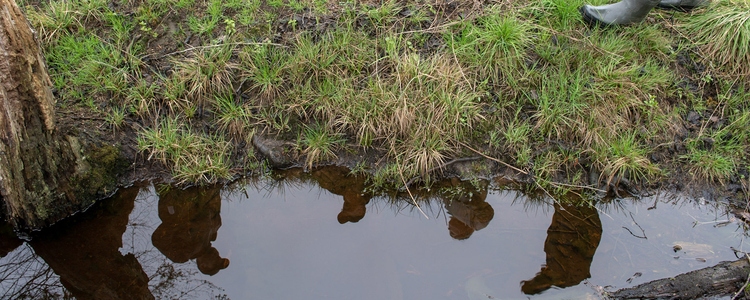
[1, 166, 748, 299]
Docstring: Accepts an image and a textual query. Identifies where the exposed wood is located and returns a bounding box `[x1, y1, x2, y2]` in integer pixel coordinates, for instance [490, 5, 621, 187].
[0, 0, 79, 228]
[610, 258, 750, 300]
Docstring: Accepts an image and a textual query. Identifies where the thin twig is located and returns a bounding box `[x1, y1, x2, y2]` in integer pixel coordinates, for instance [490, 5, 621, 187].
[534, 180, 560, 207]
[541, 27, 623, 59]
[626, 211, 647, 239]
[398, 21, 462, 35]
[398, 169, 429, 219]
[622, 226, 647, 239]
[731, 247, 749, 258]
[535, 177, 616, 221]
[458, 142, 528, 174]
[696, 93, 727, 139]
[731, 254, 750, 300]
[546, 181, 607, 193]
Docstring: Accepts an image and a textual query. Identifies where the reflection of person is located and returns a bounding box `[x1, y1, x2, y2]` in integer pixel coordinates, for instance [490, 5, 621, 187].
[521, 202, 602, 295]
[151, 186, 229, 276]
[310, 166, 372, 224]
[30, 188, 154, 300]
[441, 180, 494, 240]
[0, 222, 22, 258]
[580, 0, 709, 26]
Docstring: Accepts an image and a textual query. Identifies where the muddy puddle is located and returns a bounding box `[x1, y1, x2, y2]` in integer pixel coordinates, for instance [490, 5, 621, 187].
[1, 166, 748, 299]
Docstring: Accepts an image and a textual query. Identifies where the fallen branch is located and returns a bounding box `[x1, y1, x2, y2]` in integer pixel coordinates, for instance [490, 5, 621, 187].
[611, 258, 750, 299]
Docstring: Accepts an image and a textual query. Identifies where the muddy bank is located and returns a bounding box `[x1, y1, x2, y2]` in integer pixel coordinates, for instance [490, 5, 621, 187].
[48, 114, 748, 216]
[249, 132, 746, 204]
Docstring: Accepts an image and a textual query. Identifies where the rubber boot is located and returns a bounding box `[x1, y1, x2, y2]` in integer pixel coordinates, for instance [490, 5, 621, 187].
[657, 0, 710, 10]
[580, 0, 661, 26]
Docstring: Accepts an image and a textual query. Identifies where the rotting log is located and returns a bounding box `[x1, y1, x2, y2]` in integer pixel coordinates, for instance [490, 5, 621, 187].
[0, 0, 109, 229]
[610, 258, 750, 299]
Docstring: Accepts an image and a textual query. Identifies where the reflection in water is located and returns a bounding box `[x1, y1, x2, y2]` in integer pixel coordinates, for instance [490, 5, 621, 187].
[0, 220, 63, 299]
[309, 166, 373, 224]
[29, 188, 154, 300]
[0, 221, 22, 257]
[440, 179, 494, 240]
[305, 168, 496, 240]
[0, 167, 746, 299]
[0, 244, 64, 299]
[151, 186, 229, 275]
[521, 201, 602, 295]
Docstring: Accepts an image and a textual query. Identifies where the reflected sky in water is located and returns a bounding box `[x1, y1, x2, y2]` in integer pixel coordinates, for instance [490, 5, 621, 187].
[1, 166, 748, 299]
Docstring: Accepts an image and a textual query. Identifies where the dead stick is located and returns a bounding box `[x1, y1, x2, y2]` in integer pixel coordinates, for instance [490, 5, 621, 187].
[546, 181, 607, 193]
[398, 167, 429, 219]
[458, 142, 528, 175]
[398, 21, 461, 35]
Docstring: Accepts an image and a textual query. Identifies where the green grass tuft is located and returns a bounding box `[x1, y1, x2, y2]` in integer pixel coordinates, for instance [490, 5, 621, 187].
[299, 123, 345, 169]
[681, 0, 750, 77]
[452, 9, 534, 81]
[138, 118, 234, 184]
[240, 44, 289, 103]
[594, 132, 660, 185]
[214, 94, 253, 139]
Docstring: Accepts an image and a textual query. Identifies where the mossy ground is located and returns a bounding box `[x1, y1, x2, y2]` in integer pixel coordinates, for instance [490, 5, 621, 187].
[71, 144, 131, 200]
[18, 0, 750, 201]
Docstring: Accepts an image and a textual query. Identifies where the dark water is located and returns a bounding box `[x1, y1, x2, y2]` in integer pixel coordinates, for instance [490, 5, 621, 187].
[1, 166, 748, 299]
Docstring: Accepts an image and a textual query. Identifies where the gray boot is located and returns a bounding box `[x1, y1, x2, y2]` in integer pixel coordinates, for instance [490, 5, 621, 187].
[580, 0, 661, 26]
[657, 0, 710, 10]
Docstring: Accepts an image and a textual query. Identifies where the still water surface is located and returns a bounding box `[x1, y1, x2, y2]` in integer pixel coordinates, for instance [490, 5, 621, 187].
[1, 166, 748, 299]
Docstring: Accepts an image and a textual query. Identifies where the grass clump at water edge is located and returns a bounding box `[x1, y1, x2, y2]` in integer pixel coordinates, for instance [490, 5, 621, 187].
[137, 118, 235, 184]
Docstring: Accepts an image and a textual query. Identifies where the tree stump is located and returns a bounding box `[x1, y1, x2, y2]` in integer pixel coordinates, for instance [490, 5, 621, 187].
[0, 0, 80, 229]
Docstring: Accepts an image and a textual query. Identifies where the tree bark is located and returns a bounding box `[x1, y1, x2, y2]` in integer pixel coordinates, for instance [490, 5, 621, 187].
[0, 0, 80, 229]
